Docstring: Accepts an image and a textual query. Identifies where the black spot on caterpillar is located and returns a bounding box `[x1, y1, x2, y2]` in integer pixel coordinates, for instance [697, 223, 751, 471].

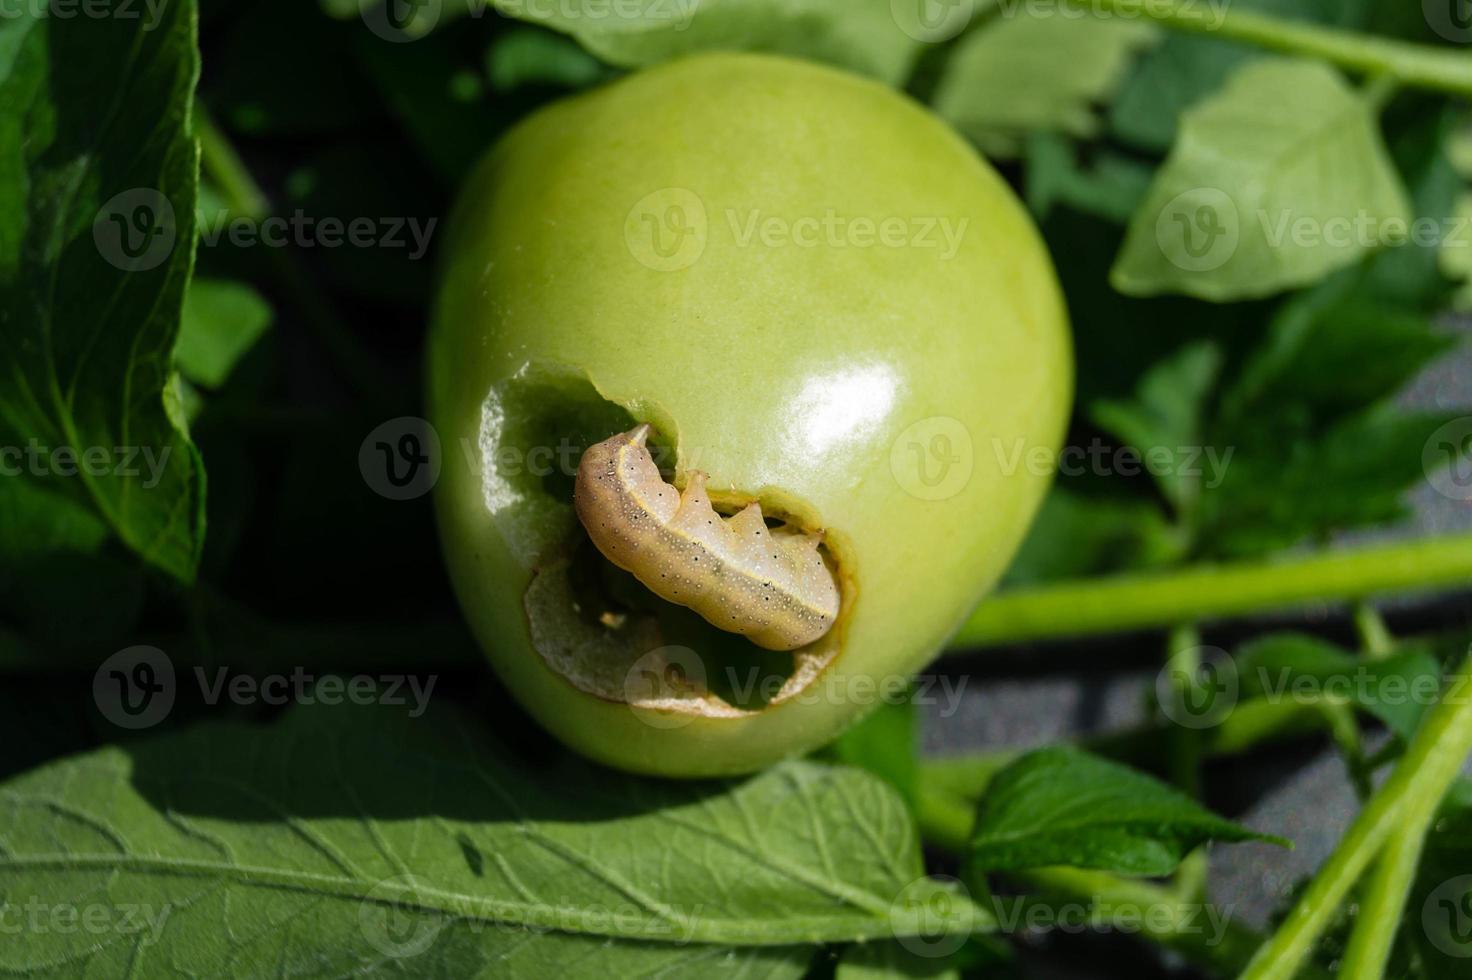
[573, 425, 840, 651]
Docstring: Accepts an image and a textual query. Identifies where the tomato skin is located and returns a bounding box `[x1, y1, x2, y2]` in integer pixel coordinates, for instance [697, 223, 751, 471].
[429, 52, 1072, 776]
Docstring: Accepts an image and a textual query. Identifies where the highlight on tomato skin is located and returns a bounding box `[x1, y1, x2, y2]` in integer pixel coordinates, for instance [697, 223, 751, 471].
[428, 52, 1072, 777]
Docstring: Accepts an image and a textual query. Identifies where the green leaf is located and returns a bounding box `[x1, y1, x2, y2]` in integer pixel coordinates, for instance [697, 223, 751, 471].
[1001, 486, 1183, 587]
[487, 26, 610, 92]
[0, 699, 992, 973]
[1200, 404, 1459, 558]
[932, 11, 1157, 159]
[491, 0, 920, 86]
[837, 941, 964, 979]
[1109, 0, 1370, 152]
[1112, 59, 1412, 302]
[176, 278, 273, 388]
[1444, 192, 1472, 310]
[1025, 133, 1153, 225]
[1091, 341, 1222, 514]
[1236, 633, 1443, 742]
[0, 1, 205, 582]
[1410, 781, 1472, 976]
[1220, 279, 1458, 427]
[967, 747, 1287, 876]
[830, 697, 919, 811]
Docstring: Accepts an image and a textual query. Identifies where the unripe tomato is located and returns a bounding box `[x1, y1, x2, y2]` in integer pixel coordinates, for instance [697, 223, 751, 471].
[430, 52, 1071, 776]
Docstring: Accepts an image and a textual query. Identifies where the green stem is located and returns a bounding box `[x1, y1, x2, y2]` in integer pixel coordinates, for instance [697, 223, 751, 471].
[1238, 654, 1472, 980]
[1352, 604, 1394, 660]
[1166, 624, 1204, 797]
[952, 533, 1472, 649]
[1335, 815, 1437, 980]
[1318, 701, 1371, 801]
[194, 105, 268, 221]
[1072, 0, 1472, 99]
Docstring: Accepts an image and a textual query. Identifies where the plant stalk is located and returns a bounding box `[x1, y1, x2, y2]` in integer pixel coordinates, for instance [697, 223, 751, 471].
[953, 533, 1472, 649]
[1237, 653, 1472, 980]
[1070, 0, 1472, 99]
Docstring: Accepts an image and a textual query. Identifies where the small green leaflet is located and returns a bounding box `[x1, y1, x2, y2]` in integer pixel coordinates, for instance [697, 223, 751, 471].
[0, 699, 991, 976]
[177, 278, 273, 389]
[1091, 340, 1223, 516]
[932, 11, 1157, 159]
[0, 1, 204, 582]
[967, 747, 1287, 877]
[1235, 633, 1443, 742]
[1112, 59, 1412, 301]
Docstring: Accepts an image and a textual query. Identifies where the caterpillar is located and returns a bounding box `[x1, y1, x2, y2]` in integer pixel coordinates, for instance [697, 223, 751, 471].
[574, 425, 841, 651]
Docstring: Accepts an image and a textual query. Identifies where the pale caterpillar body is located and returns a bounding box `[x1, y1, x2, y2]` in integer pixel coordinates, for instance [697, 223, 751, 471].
[574, 425, 841, 651]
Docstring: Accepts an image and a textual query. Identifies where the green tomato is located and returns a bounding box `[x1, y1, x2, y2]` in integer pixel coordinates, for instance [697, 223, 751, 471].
[429, 52, 1072, 777]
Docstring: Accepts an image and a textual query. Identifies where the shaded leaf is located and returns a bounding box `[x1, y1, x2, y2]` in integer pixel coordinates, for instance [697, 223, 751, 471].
[177, 278, 273, 388]
[932, 11, 1156, 158]
[0, 0, 205, 581]
[1112, 59, 1412, 301]
[967, 747, 1285, 877]
[1091, 341, 1222, 513]
[0, 699, 992, 975]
